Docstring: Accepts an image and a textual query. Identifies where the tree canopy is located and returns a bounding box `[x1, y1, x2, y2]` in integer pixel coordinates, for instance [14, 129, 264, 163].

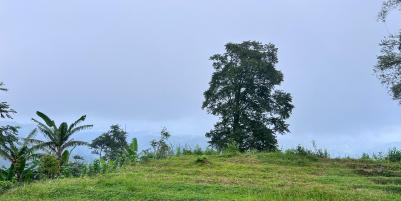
[202, 41, 294, 151]
[379, 0, 401, 22]
[0, 82, 16, 119]
[375, 1, 401, 102]
[0, 82, 18, 145]
[90, 125, 128, 161]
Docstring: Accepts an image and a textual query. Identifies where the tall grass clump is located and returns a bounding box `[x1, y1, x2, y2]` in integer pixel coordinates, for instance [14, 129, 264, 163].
[359, 148, 401, 162]
[193, 145, 203, 155]
[222, 141, 240, 156]
[360, 153, 371, 161]
[285, 142, 329, 160]
[386, 148, 401, 162]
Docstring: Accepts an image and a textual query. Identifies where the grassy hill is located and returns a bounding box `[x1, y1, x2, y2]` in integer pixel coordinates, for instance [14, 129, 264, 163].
[1, 152, 401, 201]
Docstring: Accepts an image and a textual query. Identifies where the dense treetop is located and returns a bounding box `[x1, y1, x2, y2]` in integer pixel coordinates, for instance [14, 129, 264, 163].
[203, 41, 293, 151]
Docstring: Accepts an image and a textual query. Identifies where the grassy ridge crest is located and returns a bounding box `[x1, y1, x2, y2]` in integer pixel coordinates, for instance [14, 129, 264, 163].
[2, 152, 401, 201]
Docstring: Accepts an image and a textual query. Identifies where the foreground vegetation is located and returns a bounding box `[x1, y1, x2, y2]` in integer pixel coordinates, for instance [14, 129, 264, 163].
[1, 152, 401, 201]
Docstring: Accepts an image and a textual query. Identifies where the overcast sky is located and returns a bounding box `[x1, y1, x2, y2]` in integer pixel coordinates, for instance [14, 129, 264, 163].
[1, 0, 401, 157]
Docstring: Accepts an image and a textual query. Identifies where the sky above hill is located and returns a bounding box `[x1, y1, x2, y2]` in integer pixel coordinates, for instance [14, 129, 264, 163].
[1, 0, 401, 157]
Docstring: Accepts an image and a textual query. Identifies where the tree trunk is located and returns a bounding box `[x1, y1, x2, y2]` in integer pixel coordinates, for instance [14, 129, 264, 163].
[232, 87, 241, 142]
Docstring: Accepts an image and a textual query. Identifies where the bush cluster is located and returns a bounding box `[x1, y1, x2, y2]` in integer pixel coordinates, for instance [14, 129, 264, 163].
[285, 143, 330, 160]
[360, 148, 401, 162]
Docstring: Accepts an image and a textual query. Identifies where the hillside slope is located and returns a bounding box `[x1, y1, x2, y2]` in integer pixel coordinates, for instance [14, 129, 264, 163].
[1, 153, 401, 201]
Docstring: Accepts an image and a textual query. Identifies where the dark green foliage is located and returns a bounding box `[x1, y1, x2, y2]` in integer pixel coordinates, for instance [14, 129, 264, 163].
[0, 166, 15, 181]
[31, 111, 92, 163]
[150, 128, 172, 159]
[61, 155, 86, 177]
[202, 41, 294, 152]
[0, 181, 13, 193]
[0, 126, 18, 151]
[138, 149, 155, 162]
[90, 125, 128, 161]
[60, 150, 70, 167]
[127, 138, 138, 162]
[0, 128, 39, 182]
[195, 156, 209, 164]
[386, 148, 401, 162]
[88, 159, 101, 176]
[39, 155, 60, 179]
[90, 134, 108, 158]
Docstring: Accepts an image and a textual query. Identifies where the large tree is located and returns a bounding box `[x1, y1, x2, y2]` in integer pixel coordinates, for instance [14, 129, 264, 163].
[375, 1, 401, 101]
[30, 111, 93, 165]
[202, 41, 294, 151]
[90, 125, 128, 161]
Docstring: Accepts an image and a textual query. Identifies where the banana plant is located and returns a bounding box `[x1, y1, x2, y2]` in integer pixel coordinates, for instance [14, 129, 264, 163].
[0, 129, 39, 182]
[30, 111, 93, 165]
[127, 138, 138, 162]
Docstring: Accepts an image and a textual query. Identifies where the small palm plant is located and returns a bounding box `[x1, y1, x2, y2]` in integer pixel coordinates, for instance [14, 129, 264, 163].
[31, 111, 93, 166]
[0, 128, 39, 182]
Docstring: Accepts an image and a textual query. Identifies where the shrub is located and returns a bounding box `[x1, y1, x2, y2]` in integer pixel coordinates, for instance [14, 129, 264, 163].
[195, 156, 209, 164]
[314, 148, 329, 159]
[372, 152, 385, 160]
[93, 159, 101, 175]
[193, 145, 203, 155]
[0, 181, 13, 193]
[285, 144, 329, 160]
[222, 141, 240, 156]
[150, 128, 172, 159]
[60, 165, 72, 178]
[127, 138, 138, 162]
[387, 148, 401, 162]
[96, 159, 118, 174]
[139, 149, 155, 162]
[175, 146, 182, 156]
[182, 146, 192, 155]
[310, 141, 329, 158]
[87, 159, 103, 176]
[39, 155, 60, 179]
[204, 147, 217, 155]
[99, 159, 108, 174]
[360, 153, 371, 160]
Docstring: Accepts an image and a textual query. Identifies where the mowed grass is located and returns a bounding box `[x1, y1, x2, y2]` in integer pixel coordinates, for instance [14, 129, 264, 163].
[2, 152, 401, 201]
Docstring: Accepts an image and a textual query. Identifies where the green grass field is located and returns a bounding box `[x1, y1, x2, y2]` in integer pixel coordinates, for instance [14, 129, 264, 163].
[1, 152, 401, 201]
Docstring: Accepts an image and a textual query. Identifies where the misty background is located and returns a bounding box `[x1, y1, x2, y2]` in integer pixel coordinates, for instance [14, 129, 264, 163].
[1, 0, 401, 159]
